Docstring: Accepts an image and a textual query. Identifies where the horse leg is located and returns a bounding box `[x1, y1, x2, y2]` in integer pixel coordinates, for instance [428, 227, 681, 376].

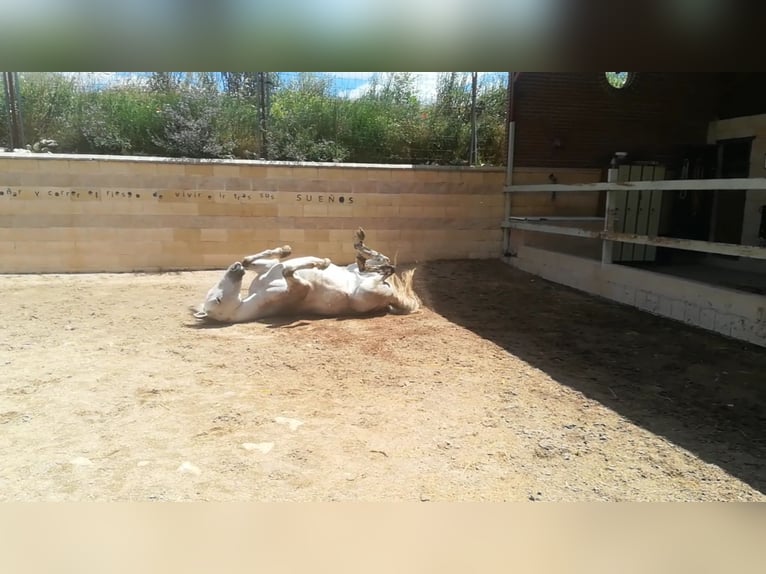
[354, 228, 368, 271]
[282, 256, 331, 286]
[242, 245, 292, 271]
[237, 256, 332, 319]
[242, 245, 294, 295]
[252, 256, 332, 309]
[353, 228, 393, 277]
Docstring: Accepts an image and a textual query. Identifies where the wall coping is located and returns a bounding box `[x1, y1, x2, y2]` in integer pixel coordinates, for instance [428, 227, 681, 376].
[0, 151, 507, 173]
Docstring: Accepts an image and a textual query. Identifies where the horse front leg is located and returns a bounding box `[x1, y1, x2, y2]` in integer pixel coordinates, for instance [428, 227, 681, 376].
[241, 245, 293, 272]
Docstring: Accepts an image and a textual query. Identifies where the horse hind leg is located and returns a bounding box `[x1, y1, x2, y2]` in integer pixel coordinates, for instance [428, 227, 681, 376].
[354, 228, 368, 270]
[282, 256, 331, 282]
[353, 227, 392, 274]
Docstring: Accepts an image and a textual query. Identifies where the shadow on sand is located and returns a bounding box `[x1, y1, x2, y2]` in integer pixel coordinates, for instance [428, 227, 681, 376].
[184, 309, 389, 330]
[415, 259, 766, 494]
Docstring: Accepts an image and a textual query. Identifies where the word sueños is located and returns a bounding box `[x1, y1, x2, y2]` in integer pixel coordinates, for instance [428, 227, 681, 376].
[295, 194, 353, 204]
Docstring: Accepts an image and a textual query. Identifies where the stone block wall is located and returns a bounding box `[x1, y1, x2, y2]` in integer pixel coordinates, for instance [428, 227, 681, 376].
[0, 155, 509, 273]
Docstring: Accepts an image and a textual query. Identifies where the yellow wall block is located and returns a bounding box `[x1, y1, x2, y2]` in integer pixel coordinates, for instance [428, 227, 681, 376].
[223, 229, 258, 244]
[277, 203, 305, 217]
[239, 165, 269, 179]
[399, 205, 426, 218]
[0, 157, 513, 272]
[213, 165, 241, 178]
[350, 181, 378, 194]
[7, 159, 42, 172]
[304, 229, 331, 242]
[200, 228, 228, 242]
[185, 164, 215, 177]
[277, 229, 306, 242]
[419, 206, 444, 218]
[266, 166, 294, 179]
[292, 166, 320, 179]
[302, 203, 329, 217]
[172, 228, 202, 242]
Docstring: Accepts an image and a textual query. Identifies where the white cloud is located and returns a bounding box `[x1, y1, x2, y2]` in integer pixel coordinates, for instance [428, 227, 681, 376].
[336, 72, 507, 103]
[50, 72, 149, 89]
[329, 72, 377, 79]
[44, 71, 506, 101]
[413, 73, 441, 103]
[335, 73, 441, 103]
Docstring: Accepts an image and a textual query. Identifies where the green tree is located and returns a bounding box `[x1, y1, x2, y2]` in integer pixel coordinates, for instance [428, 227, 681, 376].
[418, 72, 472, 165]
[474, 75, 509, 165]
[221, 72, 258, 97]
[339, 73, 422, 163]
[266, 73, 348, 162]
[17, 72, 80, 150]
[148, 72, 182, 93]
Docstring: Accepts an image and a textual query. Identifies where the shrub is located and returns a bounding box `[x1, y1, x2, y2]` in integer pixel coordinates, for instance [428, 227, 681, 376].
[77, 87, 171, 155]
[151, 88, 234, 158]
[7, 72, 508, 164]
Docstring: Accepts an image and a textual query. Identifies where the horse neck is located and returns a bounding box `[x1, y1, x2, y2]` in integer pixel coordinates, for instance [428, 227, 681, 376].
[227, 291, 269, 322]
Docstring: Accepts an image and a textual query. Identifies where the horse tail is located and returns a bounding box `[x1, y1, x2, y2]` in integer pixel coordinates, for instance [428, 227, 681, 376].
[387, 268, 422, 315]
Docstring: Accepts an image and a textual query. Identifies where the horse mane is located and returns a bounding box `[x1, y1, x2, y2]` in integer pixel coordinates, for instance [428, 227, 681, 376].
[387, 268, 422, 315]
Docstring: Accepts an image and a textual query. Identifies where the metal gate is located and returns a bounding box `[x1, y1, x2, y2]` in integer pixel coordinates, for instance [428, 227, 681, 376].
[610, 163, 665, 262]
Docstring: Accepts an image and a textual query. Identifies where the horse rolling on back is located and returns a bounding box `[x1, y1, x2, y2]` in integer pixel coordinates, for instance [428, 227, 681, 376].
[192, 228, 421, 323]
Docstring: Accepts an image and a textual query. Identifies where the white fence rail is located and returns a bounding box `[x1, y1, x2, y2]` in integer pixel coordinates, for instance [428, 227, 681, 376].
[503, 177, 766, 263]
[505, 177, 766, 193]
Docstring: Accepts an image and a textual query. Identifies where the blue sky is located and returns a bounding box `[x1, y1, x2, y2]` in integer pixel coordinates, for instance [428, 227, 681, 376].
[56, 72, 507, 103]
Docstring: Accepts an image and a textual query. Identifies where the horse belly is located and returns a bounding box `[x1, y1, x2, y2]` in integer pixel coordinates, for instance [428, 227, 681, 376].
[300, 287, 353, 316]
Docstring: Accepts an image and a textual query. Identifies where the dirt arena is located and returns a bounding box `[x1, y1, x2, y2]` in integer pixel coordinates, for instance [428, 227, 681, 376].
[1, 259, 764, 501]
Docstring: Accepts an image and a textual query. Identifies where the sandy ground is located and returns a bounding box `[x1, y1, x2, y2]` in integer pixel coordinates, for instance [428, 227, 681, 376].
[1, 259, 764, 501]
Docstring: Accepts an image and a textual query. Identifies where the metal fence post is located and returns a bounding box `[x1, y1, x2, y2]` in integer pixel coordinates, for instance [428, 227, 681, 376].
[602, 160, 618, 264]
[2, 72, 24, 150]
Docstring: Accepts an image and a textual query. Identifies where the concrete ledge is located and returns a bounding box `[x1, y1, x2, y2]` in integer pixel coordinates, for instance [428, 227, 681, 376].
[505, 246, 766, 348]
[0, 151, 507, 172]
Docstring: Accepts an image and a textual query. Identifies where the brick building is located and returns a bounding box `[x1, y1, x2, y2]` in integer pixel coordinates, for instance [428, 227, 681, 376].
[504, 72, 766, 347]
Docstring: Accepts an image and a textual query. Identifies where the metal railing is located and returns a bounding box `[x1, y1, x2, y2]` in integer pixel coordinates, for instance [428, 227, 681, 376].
[503, 177, 766, 262]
